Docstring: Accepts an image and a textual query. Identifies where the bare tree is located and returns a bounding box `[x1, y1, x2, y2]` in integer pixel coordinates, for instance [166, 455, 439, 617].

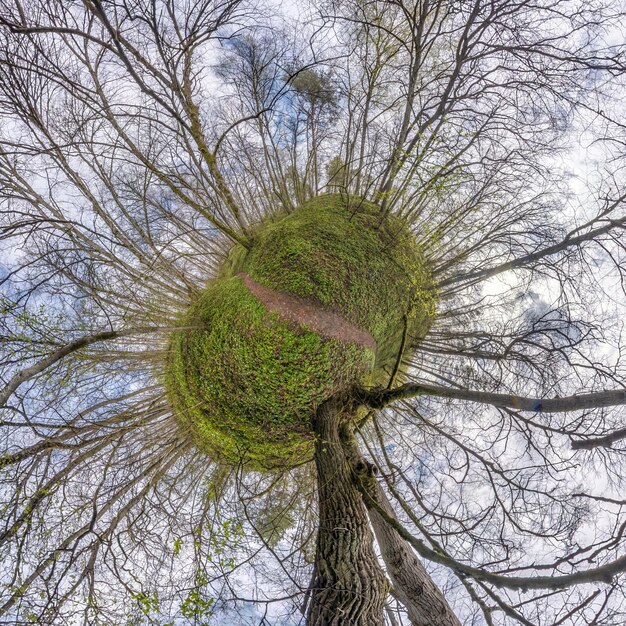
[1, 0, 626, 624]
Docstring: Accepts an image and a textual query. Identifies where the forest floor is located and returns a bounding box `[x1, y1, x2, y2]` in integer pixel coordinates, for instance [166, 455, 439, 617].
[239, 273, 377, 351]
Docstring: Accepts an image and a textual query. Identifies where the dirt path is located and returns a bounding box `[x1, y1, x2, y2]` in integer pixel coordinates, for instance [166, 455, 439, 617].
[239, 273, 377, 352]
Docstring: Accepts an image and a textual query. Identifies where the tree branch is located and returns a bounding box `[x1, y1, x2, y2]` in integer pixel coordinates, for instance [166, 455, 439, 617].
[354, 476, 626, 591]
[355, 383, 626, 414]
[0, 326, 194, 407]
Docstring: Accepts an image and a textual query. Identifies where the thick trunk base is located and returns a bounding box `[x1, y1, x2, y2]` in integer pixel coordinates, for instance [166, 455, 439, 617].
[307, 398, 387, 625]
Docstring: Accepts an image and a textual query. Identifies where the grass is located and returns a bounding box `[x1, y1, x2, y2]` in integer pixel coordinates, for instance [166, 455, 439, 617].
[166, 194, 436, 470]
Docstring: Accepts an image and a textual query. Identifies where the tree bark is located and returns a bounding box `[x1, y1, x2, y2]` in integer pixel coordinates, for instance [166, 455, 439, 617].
[339, 427, 462, 626]
[307, 398, 387, 625]
[365, 479, 462, 626]
[356, 383, 626, 414]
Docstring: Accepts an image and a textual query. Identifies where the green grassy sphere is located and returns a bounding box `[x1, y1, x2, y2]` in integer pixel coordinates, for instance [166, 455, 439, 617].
[166, 195, 435, 470]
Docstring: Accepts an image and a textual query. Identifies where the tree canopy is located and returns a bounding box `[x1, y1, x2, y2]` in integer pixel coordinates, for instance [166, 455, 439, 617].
[1, 0, 626, 624]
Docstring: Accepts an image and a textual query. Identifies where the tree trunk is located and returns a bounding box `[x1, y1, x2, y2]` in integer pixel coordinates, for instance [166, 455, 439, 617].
[358, 469, 462, 626]
[337, 425, 462, 626]
[307, 398, 387, 625]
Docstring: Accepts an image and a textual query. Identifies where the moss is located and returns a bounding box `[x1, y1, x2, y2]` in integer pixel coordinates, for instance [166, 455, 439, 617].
[167, 278, 373, 469]
[166, 194, 436, 470]
[240, 194, 435, 372]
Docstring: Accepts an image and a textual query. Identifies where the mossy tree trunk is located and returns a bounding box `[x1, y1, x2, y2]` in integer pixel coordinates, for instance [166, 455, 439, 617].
[307, 398, 387, 625]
